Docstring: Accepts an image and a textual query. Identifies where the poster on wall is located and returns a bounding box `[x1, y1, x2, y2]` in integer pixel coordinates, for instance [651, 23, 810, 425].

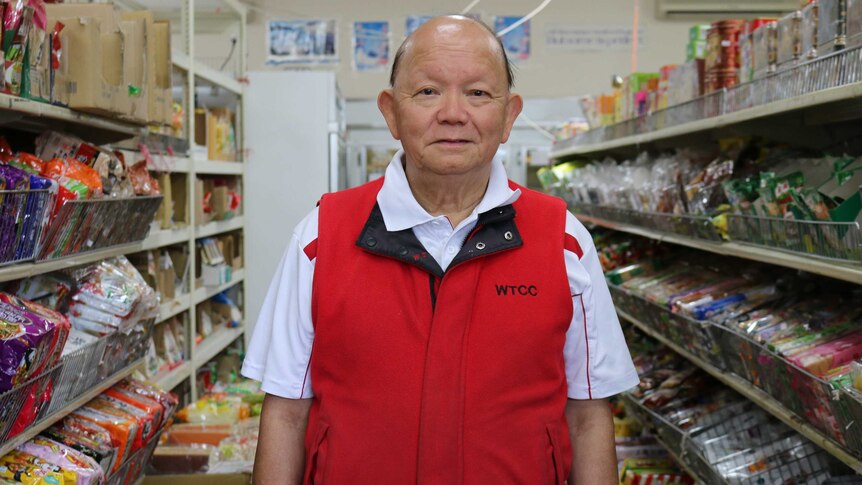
[406, 15, 433, 36]
[267, 19, 338, 64]
[494, 16, 530, 62]
[353, 21, 390, 72]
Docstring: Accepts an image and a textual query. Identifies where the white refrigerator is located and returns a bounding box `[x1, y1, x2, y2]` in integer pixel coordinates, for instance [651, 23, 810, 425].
[244, 71, 346, 337]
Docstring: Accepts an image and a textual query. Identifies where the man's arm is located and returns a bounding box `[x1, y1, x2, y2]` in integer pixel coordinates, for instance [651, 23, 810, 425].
[565, 398, 617, 485]
[253, 394, 313, 485]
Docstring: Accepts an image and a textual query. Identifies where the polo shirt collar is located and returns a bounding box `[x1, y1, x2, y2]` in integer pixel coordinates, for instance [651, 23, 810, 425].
[377, 149, 521, 232]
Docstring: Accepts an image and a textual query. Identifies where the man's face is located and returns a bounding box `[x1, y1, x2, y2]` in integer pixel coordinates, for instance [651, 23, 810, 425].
[378, 20, 523, 177]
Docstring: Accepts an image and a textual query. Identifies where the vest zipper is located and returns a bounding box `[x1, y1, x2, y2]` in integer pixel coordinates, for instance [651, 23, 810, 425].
[428, 273, 437, 313]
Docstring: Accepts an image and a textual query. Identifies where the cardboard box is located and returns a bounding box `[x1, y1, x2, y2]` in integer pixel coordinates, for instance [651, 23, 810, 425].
[153, 21, 173, 125]
[46, 3, 124, 114]
[201, 263, 230, 287]
[120, 18, 148, 122]
[155, 171, 173, 229]
[121, 10, 158, 123]
[170, 173, 189, 226]
[194, 178, 210, 225]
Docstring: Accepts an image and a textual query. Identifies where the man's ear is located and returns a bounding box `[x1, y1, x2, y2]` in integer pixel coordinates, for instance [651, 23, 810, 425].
[500, 93, 523, 144]
[377, 89, 401, 140]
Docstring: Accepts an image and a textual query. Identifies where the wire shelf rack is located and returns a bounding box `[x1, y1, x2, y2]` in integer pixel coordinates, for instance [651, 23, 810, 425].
[106, 427, 165, 485]
[611, 283, 862, 459]
[727, 214, 862, 263]
[0, 320, 154, 444]
[36, 195, 163, 262]
[0, 189, 53, 267]
[562, 43, 862, 149]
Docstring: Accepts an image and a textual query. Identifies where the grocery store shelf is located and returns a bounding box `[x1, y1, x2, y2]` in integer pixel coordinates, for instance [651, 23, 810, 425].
[617, 308, 862, 474]
[193, 268, 244, 304]
[620, 395, 708, 485]
[158, 294, 191, 323]
[0, 358, 143, 457]
[195, 217, 244, 239]
[577, 214, 862, 285]
[194, 159, 244, 175]
[151, 362, 192, 390]
[0, 243, 140, 283]
[193, 325, 244, 367]
[0, 93, 144, 144]
[173, 51, 243, 95]
[551, 82, 862, 159]
[141, 226, 192, 251]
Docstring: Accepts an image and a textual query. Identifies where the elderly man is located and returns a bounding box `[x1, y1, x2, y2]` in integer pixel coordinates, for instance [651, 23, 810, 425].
[243, 15, 638, 485]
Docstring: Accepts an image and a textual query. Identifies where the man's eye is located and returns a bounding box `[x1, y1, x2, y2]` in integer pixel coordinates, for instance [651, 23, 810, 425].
[470, 90, 487, 97]
[419, 88, 435, 95]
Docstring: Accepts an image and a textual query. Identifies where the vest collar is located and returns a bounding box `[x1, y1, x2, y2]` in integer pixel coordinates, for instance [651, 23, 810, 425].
[376, 149, 521, 233]
[356, 202, 523, 279]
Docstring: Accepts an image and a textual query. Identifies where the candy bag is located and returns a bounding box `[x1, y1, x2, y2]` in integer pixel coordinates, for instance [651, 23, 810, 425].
[18, 437, 103, 485]
[0, 300, 55, 392]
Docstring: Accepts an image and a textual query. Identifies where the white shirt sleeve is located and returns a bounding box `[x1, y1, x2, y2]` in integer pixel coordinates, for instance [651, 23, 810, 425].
[241, 208, 318, 399]
[563, 211, 640, 400]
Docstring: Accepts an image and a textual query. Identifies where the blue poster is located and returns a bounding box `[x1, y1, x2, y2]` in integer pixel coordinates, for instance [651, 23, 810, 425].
[494, 16, 530, 61]
[406, 15, 433, 36]
[267, 19, 338, 64]
[353, 21, 390, 72]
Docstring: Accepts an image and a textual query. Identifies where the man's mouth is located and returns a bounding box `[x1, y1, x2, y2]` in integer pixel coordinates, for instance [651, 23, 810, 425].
[435, 139, 471, 144]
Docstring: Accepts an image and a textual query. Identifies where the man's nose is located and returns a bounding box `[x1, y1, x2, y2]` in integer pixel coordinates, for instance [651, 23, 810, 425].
[436, 92, 469, 124]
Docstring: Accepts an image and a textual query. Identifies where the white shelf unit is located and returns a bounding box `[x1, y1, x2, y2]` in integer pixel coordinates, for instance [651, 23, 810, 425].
[0, 0, 248, 451]
[550, 78, 862, 471]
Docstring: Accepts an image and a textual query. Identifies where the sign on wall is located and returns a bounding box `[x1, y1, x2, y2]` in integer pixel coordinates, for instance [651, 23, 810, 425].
[405, 15, 433, 36]
[353, 21, 390, 72]
[267, 19, 338, 64]
[494, 16, 530, 62]
[545, 24, 645, 51]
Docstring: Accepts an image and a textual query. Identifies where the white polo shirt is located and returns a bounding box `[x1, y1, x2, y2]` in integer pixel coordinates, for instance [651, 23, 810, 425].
[242, 150, 639, 400]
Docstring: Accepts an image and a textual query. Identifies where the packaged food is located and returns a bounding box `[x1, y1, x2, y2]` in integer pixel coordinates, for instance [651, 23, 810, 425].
[41, 426, 117, 475]
[109, 385, 167, 427]
[126, 160, 159, 196]
[0, 299, 56, 392]
[114, 379, 178, 428]
[53, 415, 118, 473]
[18, 437, 104, 485]
[818, 0, 848, 51]
[70, 405, 139, 472]
[0, 293, 69, 369]
[94, 393, 158, 445]
[776, 10, 802, 67]
[175, 394, 248, 425]
[0, 449, 68, 484]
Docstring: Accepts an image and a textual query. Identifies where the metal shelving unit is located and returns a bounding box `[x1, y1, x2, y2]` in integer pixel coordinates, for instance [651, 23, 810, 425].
[0, 359, 144, 457]
[0, 0, 249, 457]
[550, 50, 862, 476]
[617, 307, 862, 474]
[576, 213, 862, 285]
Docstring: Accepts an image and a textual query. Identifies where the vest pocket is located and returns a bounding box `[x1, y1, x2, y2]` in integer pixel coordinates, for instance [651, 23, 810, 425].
[304, 421, 330, 485]
[545, 423, 566, 485]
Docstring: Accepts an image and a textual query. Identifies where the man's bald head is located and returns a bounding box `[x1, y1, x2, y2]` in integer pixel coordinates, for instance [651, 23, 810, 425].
[389, 15, 514, 90]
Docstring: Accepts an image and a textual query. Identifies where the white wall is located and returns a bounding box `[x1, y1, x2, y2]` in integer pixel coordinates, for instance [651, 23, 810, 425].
[198, 0, 694, 100]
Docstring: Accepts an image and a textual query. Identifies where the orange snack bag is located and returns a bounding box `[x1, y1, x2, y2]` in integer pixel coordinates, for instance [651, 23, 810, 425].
[70, 405, 139, 473]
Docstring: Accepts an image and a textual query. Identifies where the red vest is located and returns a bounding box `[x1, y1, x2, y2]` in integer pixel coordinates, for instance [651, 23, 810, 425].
[305, 178, 574, 484]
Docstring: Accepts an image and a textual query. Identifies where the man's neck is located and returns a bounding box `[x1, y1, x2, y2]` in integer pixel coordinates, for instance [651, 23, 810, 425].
[404, 163, 491, 229]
